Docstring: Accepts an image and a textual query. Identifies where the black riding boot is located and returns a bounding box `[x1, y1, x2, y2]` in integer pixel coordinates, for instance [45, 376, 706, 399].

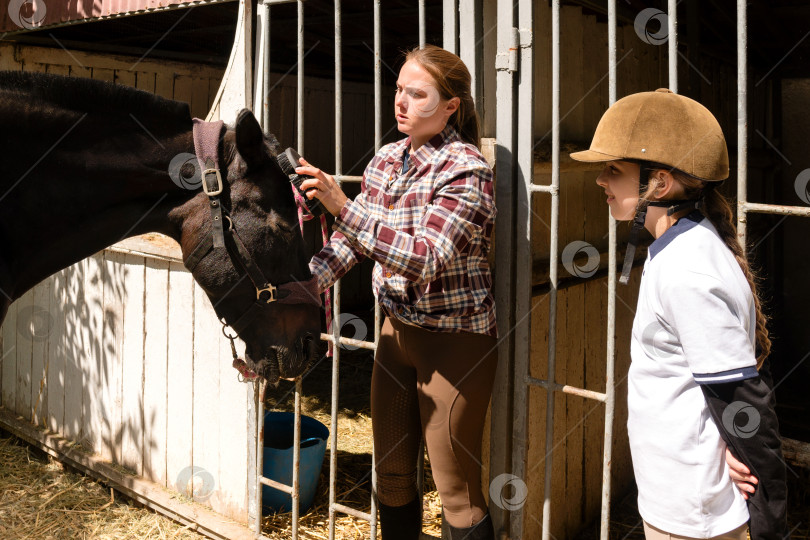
[447, 513, 495, 540]
[378, 498, 422, 540]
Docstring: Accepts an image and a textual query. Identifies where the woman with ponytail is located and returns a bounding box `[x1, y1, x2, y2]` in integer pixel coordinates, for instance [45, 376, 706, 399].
[298, 45, 497, 540]
[571, 89, 786, 540]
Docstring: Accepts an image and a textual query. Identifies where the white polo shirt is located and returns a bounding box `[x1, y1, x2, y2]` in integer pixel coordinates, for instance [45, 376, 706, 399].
[628, 212, 755, 538]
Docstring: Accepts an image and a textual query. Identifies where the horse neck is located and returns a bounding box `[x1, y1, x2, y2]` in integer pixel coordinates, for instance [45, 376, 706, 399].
[0, 108, 197, 301]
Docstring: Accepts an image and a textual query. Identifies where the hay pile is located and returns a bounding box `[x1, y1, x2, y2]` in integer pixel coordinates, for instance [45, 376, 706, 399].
[0, 433, 203, 540]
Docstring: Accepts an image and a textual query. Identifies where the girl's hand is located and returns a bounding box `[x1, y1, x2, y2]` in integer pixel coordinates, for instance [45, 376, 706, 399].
[296, 158, 349, 217]
[726, 448, 758, 500]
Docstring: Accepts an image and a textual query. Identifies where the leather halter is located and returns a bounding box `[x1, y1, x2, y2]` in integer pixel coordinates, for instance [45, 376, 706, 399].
[185, 119, 320, 336]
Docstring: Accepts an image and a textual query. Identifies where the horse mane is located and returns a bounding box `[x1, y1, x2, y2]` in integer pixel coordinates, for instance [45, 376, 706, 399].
[0, 70, 191, 126]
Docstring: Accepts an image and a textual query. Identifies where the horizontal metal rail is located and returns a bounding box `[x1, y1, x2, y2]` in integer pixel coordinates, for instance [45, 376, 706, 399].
[742, 202, 810, 217]
[530, 183, 559, 194]
[320, 333, 377, 351]
[332, 502, 374, 521]
[334, 175, 364, 183]
[526, 376, 608, 402]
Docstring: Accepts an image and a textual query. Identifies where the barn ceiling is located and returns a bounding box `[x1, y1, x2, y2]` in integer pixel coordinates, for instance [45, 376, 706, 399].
[3, 1, 443, 85]
[3, 1, 807, 82]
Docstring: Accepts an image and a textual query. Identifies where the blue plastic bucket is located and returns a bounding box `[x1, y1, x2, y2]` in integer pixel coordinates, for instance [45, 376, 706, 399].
[262, 412, 329, 514]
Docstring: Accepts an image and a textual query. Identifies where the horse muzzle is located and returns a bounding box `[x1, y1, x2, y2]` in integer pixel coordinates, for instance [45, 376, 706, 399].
[248, 333, 318, 385]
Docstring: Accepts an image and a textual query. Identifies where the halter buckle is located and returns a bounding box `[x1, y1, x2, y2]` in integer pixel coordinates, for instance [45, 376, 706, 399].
[257, 284, 278, 303]
[202, 168, 223, 197]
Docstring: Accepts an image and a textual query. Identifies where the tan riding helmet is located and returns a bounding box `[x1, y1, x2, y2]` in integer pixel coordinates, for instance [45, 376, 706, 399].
[570, 88, 729, 181]
[571, 89, 729, 284]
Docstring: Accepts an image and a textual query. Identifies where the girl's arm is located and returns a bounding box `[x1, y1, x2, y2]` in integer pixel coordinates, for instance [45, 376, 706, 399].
[700, 360, 787, 540]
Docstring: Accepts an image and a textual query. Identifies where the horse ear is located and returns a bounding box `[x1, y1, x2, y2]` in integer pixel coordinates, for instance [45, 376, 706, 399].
[235, 108, 265, 167]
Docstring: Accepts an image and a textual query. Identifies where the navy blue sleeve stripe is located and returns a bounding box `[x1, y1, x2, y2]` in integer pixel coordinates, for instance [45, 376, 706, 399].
[692, 366, 758, 385]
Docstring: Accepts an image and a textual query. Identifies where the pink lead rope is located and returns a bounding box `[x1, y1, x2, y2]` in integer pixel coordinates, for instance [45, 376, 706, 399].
[292, 186, 334, 358]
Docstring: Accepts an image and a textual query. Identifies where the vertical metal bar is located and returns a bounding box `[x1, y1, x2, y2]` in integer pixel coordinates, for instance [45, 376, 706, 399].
[541, 2, 560, 539]
[509, 0, 533, 536]
[492, 0, 517, 534]
[600, 6, 618, 540]
[291, 379, 302, 539]
[370, 4, 381, 537]
[374, 0, 381, 152]
[443, 0, 459, 54]
[256, 386, 265, 537]
[419, 0, 426, 48]
[261, 3, 271, 130]
[737, 0, 748, 243]
[327, 3, 342, 539]
[459, 0, 484, 117]
[297, 0, 305, 153]
[668, 0, 678, 93]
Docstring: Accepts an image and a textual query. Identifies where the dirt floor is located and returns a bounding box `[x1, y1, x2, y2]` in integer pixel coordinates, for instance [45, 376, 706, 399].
[1, 336, 808, 539]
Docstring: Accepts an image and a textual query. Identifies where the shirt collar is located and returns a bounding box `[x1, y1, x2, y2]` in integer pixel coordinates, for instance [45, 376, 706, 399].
[383, 124, 460, 168]
[648, 210, 704, 260]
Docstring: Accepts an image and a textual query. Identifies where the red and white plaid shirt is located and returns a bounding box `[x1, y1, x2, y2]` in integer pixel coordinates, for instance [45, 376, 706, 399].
[309, 125, 497, 337]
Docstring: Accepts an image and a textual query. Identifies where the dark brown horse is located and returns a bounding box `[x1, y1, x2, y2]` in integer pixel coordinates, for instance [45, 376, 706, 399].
[0, 71, 320, 383]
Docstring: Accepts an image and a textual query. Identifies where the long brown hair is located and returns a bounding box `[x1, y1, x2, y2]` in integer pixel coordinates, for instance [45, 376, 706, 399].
[643, 171, 772, 367]
[404, 44, 480, 148]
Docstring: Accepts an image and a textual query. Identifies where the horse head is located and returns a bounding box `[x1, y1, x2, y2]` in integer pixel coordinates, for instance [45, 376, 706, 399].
[173, 109, 321, 384]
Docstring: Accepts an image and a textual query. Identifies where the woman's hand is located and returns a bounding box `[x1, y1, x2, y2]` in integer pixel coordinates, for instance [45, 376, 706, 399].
[726, 448, 758, 500]
[296, 158, 349, 217]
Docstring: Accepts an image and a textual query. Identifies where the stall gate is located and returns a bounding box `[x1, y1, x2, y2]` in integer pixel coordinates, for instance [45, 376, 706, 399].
[501, 1, 810, 539]
[246, 2, 490, 539]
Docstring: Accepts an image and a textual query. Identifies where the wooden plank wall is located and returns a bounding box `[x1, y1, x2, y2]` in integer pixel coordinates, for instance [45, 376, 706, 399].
[0, 248, 253, 524]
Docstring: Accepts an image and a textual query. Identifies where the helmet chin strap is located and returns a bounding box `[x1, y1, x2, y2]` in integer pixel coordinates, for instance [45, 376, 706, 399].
[619, 167, 717, 285]
[619, 164, 653, 285]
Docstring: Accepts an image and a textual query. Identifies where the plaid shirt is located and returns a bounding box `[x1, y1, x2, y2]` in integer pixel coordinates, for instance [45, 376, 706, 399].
[309, 125, 497, 337]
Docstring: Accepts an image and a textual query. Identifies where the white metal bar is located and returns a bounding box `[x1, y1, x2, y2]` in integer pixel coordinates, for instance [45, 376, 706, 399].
[332, 503, 374, 521]
[493, 0, 517, 535]
[600, 3, 618, 539]
[526, 377, 608, 403]
[743, 202, 810, 217]
[328, 2, 342, 538]
[291, 379, 302, 539]
[540, 2, 560, 539]
[254, 383, 267, 536]
[668, 0, 678, 93]
[530, 184, 557, 193]
[419, 0, 426, 47]
[334, 175, 363, 183]
[297, 0, 304, 153]
[443, 0, 459, 54]
[319, 333, 377, 351]
[260, 476, 293, 493]
[737, 0, 748, 243]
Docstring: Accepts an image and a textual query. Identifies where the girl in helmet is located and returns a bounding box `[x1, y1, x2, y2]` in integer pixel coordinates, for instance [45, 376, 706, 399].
[571, 89, 786, 540]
